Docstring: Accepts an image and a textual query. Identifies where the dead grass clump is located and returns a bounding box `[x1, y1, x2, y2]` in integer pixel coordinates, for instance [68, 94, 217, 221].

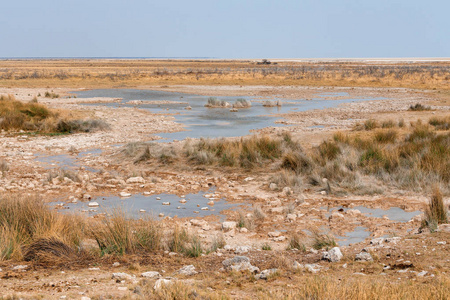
[233, 98, 252, 108]
[167, 226, 190, 253]
[409, 103, 431, 111]
[429, 115, 450, 130]
[23, 237, 79, 264]
[91, 210, 162, 256]
[354, 119, 379, 131]
[0, 195, 84, 261]
[281, 151, 314, 174]
[185, 135, 284, 169]
[205, 97, 230, 108]
[311, 229, 337, 250]
[422, 187, 448, 232]
[44, 91, 59, 98]
[381, 119, 396, 128]
[55, 119, 110, 133]
[374, 129, 398, 143]
[0, 160, 8, 174]
[287, 232, 307, 251]
[270, 170, 303, 192]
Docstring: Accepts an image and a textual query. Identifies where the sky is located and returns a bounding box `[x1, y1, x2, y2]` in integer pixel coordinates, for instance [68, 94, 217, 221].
[0, 0, 449, 58]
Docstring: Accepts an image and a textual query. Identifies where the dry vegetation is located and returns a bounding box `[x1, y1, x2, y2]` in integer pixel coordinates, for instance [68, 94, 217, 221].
[0, 94, 109, 133]
[122, 116, 450, 195]
[0, 59, 448, 89]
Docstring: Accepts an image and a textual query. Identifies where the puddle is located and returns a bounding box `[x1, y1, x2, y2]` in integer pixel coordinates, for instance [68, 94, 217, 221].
[308, 125, 325, 129]
[336, 226, 371, 246]
[325, 206, 421, 223]
[74, 89, 385, 142]
[53, 189, 249, 219]
[35, 148, 102, 172]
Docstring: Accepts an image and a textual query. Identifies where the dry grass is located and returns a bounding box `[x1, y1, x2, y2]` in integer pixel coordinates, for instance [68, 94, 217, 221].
[0, 94, 109, 134]
[422, 187, 448, 232]
[0, 194, 84, 261]
[0, 59, 449, 90]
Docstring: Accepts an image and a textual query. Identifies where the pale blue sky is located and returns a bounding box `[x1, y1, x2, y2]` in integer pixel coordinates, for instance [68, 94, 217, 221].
[1, 0, 448, 58]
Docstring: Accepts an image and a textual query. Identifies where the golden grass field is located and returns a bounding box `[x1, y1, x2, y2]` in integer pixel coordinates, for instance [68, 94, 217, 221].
[0, 59, 449, 89]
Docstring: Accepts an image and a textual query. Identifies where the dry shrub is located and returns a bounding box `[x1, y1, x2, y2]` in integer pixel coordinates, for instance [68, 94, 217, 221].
[91, 209, 162, 256]
[429, 115, 450, 130]
[409, 103, 431, 111]
[374, 129, 398, 143]
[422, 187, 448, 231]
[23, 237, 79, 265]
[0, 194, 84, 261]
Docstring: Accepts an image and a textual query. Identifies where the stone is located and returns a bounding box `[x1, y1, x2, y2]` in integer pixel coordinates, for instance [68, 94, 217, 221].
[176, 265, 197, 276]
[126, 177, 145, 184]
[355, 251, 373, 262]
[286, 214, 297, 221]
[222, 221, 237, 231]
[158, 213, 164, 217]
[346, 209, 361, 216]
[83, 194, 92, 200]
[154, 278, 174, 291]
[141, 271, 161, 279]
[112, 272, 135, 281]
[119, 192, 131, 198]
[162, 202, 170, 205]
[235, 246, 251, 254]
[322, 247, 343, 262]
[417, 271, 428, 277]
[268, 231, 282, 237]
[118, 287, 128, 291]
[13, 265, 28, 270]
[112, 262, 120, 267]
[269, 183, 277, 190]
[437, 224, 450, 233]
[222, 256, 259, 274]
[305, 264, 321, 273]
[255, 269, 277, 280]
[88, 202, 99, 207]
[180, 199, 187, 203]
[329, 212, 345, 220]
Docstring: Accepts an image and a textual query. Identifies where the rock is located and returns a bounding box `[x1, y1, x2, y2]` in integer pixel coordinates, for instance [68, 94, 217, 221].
[240, 227, 248, 233]
[270, 207, 284, 213]
[273, 236, 286, 242]
[176, 265, 197, 276]
[159, 213, 164, 217]
[83, 194, 92, 200]
[190, 219, 207, 227]
[437, 224, 450, 233]
[282, 187, 292, 195]
[118, 287, 128, 291]
[13, 265, 28, 270]
[269, 183, 277, 190]
[88, 202, 99, 207]
[329, 212, 345, 221]
[185, 106, 192, 110]
[207, 201, 214, 206]
[141, 271, 161, 279]
[179, 199, 187, 203]
[162, 202, 170, 205]
[437, 241, 447, 245]
[119, 192, 131, 198]
[112, 272, 135, 281]
[305, 264, 321, 273]
[222, 256, 259, 274]
[286, 214, 297, 222]
[268, 231, 282, 238]
[235, 246, 250, 254]
[154, 278, 174, 291]
[255, 269, 277, 280]
[346, 209, 361, 216]
[112, 262, 120, 267]
[322, 247, 343, 262]
[370, 238, 384, 246]
[222, 221, 237, 231]
[417, 271, 428, 277]
[81, 297, 91, 300]
[139, 209, 146, 213]
[355, 251, 373, 262]
[126, 177, 145, 184]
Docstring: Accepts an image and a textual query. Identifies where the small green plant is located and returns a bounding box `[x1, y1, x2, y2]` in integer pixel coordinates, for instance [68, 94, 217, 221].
[262, 243, 272, 251]
[287, 233, 306, 251]
[184, 235, 203, 257]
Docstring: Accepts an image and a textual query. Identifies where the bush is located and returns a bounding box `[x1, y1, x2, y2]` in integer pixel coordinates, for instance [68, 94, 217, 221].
[422, 187, 448, 232]
[374, 129, 398, 143]
[409, 103, 431, 111]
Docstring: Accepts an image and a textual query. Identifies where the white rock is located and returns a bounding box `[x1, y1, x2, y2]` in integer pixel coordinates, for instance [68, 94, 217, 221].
[118, 287, 128, 291]
[222, 256, 259, 274]
[179, 199, 187, 203]
[126, 177, 145, 184]
[322, 247, 343, 262]
[154, 278, 174, 291]
[162, 202, 170, 205]
[141, 271, 161, 279]
[235, 246, 251, 254]
[286, 214, 297, 221]
[268, 231, 282, 237]
[255, 268, 277, 280]
[112, 272, 134, 281]
[176, 265, 197, 276]
[355, 251, 373, 262]
[305, 264, 321, 273]
[346, 209, 361, 216]
[139, 209, 146, 213]
[222, 221, 237, 231]
[88, 202, 99, 207]
[119, 192, 131, 198]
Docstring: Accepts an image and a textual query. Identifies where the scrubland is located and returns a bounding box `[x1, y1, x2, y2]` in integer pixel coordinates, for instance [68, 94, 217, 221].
[0, 60, 449, 299]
